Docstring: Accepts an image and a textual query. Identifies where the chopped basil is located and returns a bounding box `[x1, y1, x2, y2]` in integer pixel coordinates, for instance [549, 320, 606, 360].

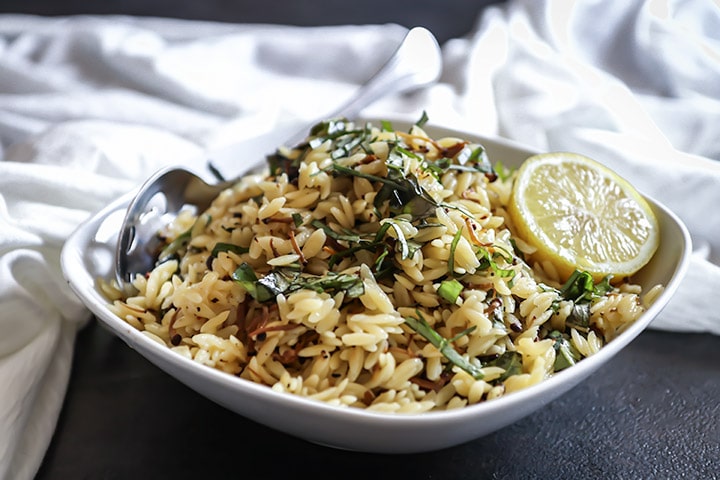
[383, 218, 411, 259]
[232, 263, 277, 303]
[548, 330, 581, 371]
[448, 227, 463, 275]
[310, 219, 361, 243]
[422, 142, 497, 182]
[394, 145, 422, 161]
[292, 213, 304, 227]
[266, 151, 299, 180]
[157, 215, 210, 264]
[494, 160, 514, 182]
[560, 270, 613, 303]
[414, 110, 429, 128]
[157, 228, 191, 264]
[404, 310, 484, 380]
[330, 163, 437, 218]
[297, 272, 365, 298]
[476, 246, 517, 281]
[210, 242, 249, 258]
[232, 263, 364, 302]
[373, 246, 391, 276]
[486, 351, 523, 381]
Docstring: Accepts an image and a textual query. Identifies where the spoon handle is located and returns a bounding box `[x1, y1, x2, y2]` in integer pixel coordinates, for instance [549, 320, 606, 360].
[207, 27, 441, 181]
[283, 26, 442, 147]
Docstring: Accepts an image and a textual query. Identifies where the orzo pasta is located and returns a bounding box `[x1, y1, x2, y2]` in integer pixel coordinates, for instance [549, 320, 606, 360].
[104, 116, 662, 413]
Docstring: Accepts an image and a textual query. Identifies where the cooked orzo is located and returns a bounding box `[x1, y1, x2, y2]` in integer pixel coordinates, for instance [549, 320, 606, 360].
[104, 116, 663, 413]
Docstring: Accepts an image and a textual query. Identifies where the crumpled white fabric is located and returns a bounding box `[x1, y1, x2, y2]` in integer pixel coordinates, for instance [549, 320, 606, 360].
[1, 1, 719, 478]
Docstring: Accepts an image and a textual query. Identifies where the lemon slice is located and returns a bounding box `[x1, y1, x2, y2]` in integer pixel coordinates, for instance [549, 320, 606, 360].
[508, 152, 659, 283]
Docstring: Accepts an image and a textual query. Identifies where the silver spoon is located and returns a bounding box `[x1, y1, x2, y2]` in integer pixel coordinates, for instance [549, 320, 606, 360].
[116, 26, 442, 284]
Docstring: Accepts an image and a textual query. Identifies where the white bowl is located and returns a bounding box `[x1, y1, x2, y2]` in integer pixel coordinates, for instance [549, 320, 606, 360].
[61, 120, 691, 453]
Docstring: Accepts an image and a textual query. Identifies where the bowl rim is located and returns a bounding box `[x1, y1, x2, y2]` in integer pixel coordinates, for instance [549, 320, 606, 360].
[60, 119, 693, 429]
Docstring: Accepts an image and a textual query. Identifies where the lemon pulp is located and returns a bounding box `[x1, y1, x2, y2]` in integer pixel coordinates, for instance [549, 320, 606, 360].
[508, 152, 659, 283]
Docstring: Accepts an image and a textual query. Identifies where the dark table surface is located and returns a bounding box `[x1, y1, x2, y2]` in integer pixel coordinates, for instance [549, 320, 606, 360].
[37, 321, 720, 479]
[4, 1, 718, 478]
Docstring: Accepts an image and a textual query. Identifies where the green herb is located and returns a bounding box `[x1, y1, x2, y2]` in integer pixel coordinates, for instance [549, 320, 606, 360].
[373, 221, 393, 242]
[157, 229, 191, 264]
[322, 221, 394, 270]
[310, 219, 361, 243]
[421, 159, 446, 180]
[548, 330, 581, 371]
[294, 271, 365, 298]
[309, 118, 353, 140]
[292, 213, 304, 227]
[560, 270, 613, 303]
[307, 119, 374, 159]
[485, 351, 523, 381]
[404, 310, 483, 380]
[509, 238, 525, 262]
[494, 161, 513, 182]
[267, 118, 369, 180]
[415, 110, 429, 128]
[394, 145, 422, 161]
[232, 263, 277, 303]
[422, 141, 492, 175]
[448, 227, 463, 275]
[464, 145, 489, 165]
[373, 246, 391, 276]
[555, 270, 614, 332]
[157, 215, 210, 264]
[476, 246, 517, 281]
[330, 163, 437, 218]
[210, 242, 249, 257]
[566, 304, 591, 331]
[444, 163, 493, 175]
[438, 279, 464, 303]
[383, 218, 411, 259]
[330, 163, 403, 189]
[232, 263, 364, 302]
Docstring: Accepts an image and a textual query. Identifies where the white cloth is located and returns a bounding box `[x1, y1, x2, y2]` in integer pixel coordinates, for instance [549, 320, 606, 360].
[1, 1, 719, 478]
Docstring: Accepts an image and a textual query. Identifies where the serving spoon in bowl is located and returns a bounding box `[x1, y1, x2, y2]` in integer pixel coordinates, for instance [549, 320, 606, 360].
[115, 26, 442, 285]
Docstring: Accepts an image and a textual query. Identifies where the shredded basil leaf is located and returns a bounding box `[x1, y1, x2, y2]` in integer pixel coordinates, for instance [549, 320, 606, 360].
[330, 163, 438, 218]
[548, 330, 581, 371]
[232, 263, 276, 302]
[404, 310, 484, 380]
[383, 219, 410, 259]
[232, 263, 364, 302]
[211, 242, 249, 258]
[448, 227, 463, 275]
[494, 160, 513, 182]
[310, 219, 361, 243]
[486, 351, 523, 381]
[415, 110, 429, 128]
[292, 213, 304, 227]
[560, 270, 613, 303]
[475, 246, 517, 282]
[157, 215, 210, 264]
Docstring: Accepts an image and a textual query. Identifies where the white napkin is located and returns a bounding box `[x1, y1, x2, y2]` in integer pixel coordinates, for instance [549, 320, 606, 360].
[1, 1, 719, 478]
[439, 0, 720, 333]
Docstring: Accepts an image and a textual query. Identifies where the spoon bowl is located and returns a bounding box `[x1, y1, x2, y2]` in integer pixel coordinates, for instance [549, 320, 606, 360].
[115, 26, 442, 284]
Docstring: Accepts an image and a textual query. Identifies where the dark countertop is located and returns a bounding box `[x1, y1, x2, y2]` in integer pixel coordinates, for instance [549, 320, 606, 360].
[4, 1, 718, 478]
[36, 320, 720, 479]
[0, 0, 505, 46]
